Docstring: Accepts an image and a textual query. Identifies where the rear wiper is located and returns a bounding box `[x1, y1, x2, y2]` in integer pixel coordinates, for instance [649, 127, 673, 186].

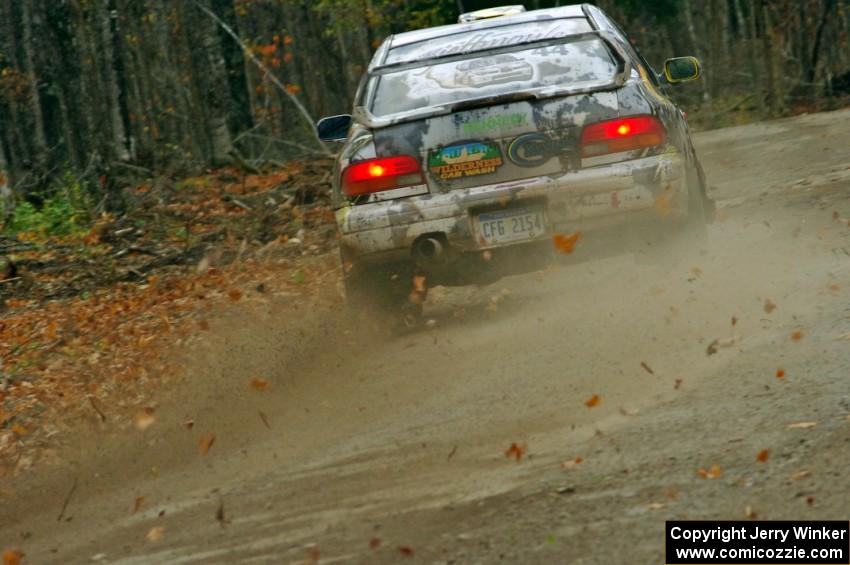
[450, 91, 539, 112]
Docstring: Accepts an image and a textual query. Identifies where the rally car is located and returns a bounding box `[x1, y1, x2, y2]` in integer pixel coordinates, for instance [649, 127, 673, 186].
[317, 4, 712, 326]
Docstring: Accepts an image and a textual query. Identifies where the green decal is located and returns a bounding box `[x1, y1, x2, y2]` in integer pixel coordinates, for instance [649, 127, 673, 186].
[462, 114, 527, 136]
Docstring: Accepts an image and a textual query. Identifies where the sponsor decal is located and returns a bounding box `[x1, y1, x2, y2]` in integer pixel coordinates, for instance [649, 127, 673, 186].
[429, 141, 503, 180]
[507, 132, 573, 168]
[417, 24, 577, 60]
[462, 113, 527, 136]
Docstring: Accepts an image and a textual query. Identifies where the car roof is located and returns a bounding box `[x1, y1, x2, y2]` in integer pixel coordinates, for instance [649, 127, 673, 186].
[387, 4, 591, 50]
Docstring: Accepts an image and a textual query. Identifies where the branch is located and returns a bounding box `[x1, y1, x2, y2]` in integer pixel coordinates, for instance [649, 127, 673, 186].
[193, 2, 331, 156]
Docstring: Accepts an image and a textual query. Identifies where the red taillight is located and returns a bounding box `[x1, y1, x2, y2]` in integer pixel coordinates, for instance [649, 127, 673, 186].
[580, 116, 667, 158]
[342, 156, 424, 197]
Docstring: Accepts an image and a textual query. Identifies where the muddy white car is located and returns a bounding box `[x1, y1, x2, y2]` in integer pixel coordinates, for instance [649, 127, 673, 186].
[318, 3, 713, 324]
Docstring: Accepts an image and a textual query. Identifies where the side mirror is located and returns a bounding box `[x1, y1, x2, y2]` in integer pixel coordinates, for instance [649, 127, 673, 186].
[663, 57, 701, 84]
[317, 114, 352, 142]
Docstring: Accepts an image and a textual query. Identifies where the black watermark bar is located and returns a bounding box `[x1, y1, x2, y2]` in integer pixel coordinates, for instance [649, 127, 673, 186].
[666, 521, 850, 565]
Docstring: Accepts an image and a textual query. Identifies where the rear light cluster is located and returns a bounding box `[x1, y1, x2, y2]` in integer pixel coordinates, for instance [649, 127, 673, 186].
[341, 155, 424, 197]
[340, 115, 666, 198]
[580, 115, 666, 158]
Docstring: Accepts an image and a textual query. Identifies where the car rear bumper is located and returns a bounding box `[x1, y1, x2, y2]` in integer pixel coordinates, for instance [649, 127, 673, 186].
[337, 152, 689, 262]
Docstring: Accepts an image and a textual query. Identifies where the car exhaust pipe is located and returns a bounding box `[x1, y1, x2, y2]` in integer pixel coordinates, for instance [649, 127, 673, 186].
[413, 237, 444, 261]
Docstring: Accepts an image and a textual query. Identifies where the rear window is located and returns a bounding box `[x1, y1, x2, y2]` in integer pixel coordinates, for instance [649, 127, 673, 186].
[370, 38, 619, 117]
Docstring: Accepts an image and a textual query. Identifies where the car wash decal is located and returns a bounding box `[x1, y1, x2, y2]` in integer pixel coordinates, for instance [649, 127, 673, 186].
[428, 141, 503, 180]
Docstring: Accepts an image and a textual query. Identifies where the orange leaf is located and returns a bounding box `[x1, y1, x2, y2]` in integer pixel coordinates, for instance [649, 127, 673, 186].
[504, 442, 525, 462]
[2, 550, 22, 565]
[43, 320, 58, 340]
[227, 289, 242, 302]
[775, 368, 786, 379]
[560, 456, 583, 470]
[763, 299, 777, 314]
[146, 526, 165, 542]
[791, 330, 804, 342]
[10, 423, 26, 437]
[697, 464, 722, 479]
[553, 232, 581, 254]
[134, 407, 156, 431]
[584, 394, 601, 408]
[198, 434, 216, 455]
[132, 496, 145, 514]
[285, 83, 302, 95]
[756, 449, 770, 463]
[250, 377, 269, 391]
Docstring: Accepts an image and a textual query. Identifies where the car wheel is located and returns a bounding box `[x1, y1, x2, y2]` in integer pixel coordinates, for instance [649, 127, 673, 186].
[342, 259, 423, 332]
[635, 165, 709, 266]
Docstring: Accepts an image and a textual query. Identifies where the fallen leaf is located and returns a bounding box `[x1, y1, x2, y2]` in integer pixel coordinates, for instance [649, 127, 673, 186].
[250, 377, 269, 391]
[560, 457, 583, 470]
[412, 276, 427, 293]
[731, 316, 738, 327]
[306, 546, 320, 563]
[146, 526, 165, 542]
[447, 446, 458, 461]
[806, 496, 815, 506]
[756, 449, 770, 463]
[134, 407, 156, 431]
[792, 470, 811, 481]
[216, 499, 226, 527]
[745, 505, 757, 519]
[697, 464, 723, 479]
[640, 361, 655, 375]
[44, 320, 58, 340]
[398, 546, 414, 557]
[791, 330, 804, 342]
[674, 378, 683, 390]
[553, 232, 581, 254]
[369, 538, 381, 549]
[787, 421, 818, 430]
[829, 284, 841, 293]
[647, 502, 665, 510]
[584, 394, 601, 408]
[706, 337, 737, 356]
[691, 267, 703, 277]
[227, 289, 242, 302]
[775, 369, 786, 379]
[504, 442, 525, 462]
[198, 320, 210, 331]
[132, 496, 145, 514]
[764, 299, 777, 314]
[258, 410, 270, 429]
[10, 423, 26, 437]
[2, 549, 23, 565]
[198, 434, 216, 455]
[182, 419, 195, 430]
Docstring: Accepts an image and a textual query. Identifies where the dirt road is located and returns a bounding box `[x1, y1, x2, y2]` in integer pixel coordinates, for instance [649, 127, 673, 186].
[4, 108, 850, 564]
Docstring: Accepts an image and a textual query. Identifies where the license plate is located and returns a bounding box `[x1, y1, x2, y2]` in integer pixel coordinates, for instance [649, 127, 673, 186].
[474, 207, 547, 247]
